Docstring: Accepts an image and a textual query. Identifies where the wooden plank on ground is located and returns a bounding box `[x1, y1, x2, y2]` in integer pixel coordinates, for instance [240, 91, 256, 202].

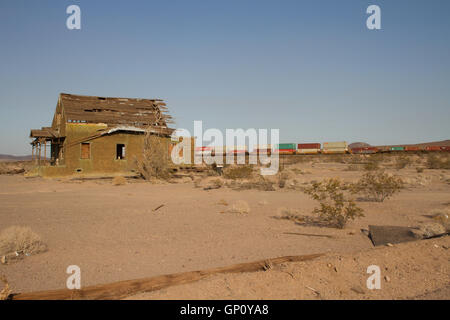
[11, 253, 323, 300]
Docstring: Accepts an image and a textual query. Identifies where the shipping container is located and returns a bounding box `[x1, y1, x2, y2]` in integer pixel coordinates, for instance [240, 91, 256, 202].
[425, 146, 441, 151]
[251, 148, 272, 155]
[296, 149, 320, 154]
[297, 143, 321, 149]
[441, 146, 450, 152]
[195, 146, 213, 155]
[390, 146, 405, 151]
[323, 141, 348, 149]
[322, 142, 348, 154]
[226, 145, 248, 154]
[274, 149, 296, 155]
[276, 143, 297, 150]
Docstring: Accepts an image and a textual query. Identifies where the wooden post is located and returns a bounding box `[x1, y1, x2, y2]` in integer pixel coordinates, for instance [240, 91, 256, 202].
[44, 141, 47, 163]
[38, 141, 41, 167]
[31, 145, 34, 162]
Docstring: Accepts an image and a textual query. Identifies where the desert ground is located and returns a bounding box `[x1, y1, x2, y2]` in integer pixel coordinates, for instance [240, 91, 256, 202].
[0, 153, 449, 299]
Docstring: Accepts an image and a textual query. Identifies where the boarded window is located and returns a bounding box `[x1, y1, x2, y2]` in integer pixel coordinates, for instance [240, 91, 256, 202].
[116, 144, 126, 160]
[81, 143, 90, 159]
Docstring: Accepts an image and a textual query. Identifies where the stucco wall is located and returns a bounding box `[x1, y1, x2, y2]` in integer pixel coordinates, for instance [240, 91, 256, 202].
[38, 123, 170, 177]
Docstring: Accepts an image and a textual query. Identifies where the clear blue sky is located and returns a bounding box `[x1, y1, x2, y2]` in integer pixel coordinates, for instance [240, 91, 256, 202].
[0, 0, 449, 155]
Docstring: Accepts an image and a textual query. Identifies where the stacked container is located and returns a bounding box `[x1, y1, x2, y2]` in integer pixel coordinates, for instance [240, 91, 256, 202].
[390, 146, 405, 151]
[296, 143, 321, 154]
[322, 142, 348, 154]
[275, 143, 296, 155]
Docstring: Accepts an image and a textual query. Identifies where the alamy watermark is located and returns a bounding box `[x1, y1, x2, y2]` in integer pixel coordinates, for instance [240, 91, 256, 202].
[170, 121, 280, 176]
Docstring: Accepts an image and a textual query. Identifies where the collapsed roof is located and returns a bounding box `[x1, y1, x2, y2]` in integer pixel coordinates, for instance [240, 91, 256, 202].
[59, 93, 173, 127]
[30, 93, 175, 142]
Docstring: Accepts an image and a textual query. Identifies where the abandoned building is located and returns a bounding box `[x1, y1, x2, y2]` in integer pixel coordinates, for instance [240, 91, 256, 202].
[29, 93, 183, 177]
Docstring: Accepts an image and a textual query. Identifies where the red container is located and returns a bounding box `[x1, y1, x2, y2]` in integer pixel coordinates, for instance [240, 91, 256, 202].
[440, 146, 450, 152]
[297, 143, 321, 149]
[426, 146, 441, 151]
[405, 146, 420, 151]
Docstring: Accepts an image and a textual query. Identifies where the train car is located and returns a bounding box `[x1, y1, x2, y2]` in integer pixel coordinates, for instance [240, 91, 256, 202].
[425, 146, 441, 152]
[226, 145, 248, 155]
[195, 146, 213, 156]
[390, 146, 405, 152]
[296, 143, 321, 154]
[441, 146, 450, 152]
[404, 146, 420, 152]
[250, 145, 272, 156]
[350, 147, 379, 154]
[274, 143, 296, 155]
[322, 141, 348, 154]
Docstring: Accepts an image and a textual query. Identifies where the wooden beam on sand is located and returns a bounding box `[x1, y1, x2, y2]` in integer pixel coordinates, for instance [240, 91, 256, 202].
[11, 253, 323, 300]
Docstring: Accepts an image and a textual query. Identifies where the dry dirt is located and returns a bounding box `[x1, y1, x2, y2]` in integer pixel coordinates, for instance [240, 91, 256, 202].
[0, 157, 449, 299]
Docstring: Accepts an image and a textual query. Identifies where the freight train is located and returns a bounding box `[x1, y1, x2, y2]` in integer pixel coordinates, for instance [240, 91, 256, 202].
[195, 142, 449, 156]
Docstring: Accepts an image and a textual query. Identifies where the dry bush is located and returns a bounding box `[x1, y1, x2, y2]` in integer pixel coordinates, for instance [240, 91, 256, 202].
[136, 133, 171, 181]
[416, 167, 424, 173]
[395, 155, 412, 169]
[303, 178, 364, 229]
[429, 208, 450, 231]
[226, 200, 250, 214]
[230, 176, 275, 191]
[352, 171, 404, 202]
[364, 162, 379, 171]
[0, 226, 47, 260]
[112, 176, 127, 186]
[223, 165, 254, 180]
[419, 223, 446, 238]
[426, 154, 450, 169]
[276, 207, 301, 221]
[217, 199, 228, 206]
[0, 275, 11, 300]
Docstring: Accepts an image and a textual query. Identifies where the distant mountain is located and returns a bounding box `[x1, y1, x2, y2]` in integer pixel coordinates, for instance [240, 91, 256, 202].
[0, 154, 34, 161]
[376, 140, 450, 148]
[349, 142, 372, 149]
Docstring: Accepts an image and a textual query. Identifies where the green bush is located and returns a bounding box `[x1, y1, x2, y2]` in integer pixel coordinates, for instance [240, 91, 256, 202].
[303, 178, 364, 229]
[352, 171, 404, 202]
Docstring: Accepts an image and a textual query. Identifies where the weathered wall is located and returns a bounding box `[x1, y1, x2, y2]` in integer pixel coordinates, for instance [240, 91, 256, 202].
[37, 123, 171, 177]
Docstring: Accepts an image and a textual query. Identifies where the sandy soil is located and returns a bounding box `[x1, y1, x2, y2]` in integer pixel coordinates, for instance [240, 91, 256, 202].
[128, 236, 450, 300]
[0, 157, 449, 298]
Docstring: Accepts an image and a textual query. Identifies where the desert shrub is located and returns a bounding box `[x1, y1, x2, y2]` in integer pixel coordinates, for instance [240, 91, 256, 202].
[426, 154, 450, 169]
[364, 161, 379, 171]
[112, 176, 127, 186]
[0, 226, 47, 259]
[416, 167, 424, 173]
[276, 207, 301, 221]
[226, 200, 250, 214]
[395, 155, 412, 169]
[352, 171, 404, 202]
[223, 165, 253, 179]
[303, 178, 364, 229]
[136, 133, 171, 181]
[0, 275, 11, 300]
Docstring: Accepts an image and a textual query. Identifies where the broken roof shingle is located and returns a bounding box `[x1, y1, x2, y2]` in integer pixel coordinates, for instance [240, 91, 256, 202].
[59, 93, 173, 127]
